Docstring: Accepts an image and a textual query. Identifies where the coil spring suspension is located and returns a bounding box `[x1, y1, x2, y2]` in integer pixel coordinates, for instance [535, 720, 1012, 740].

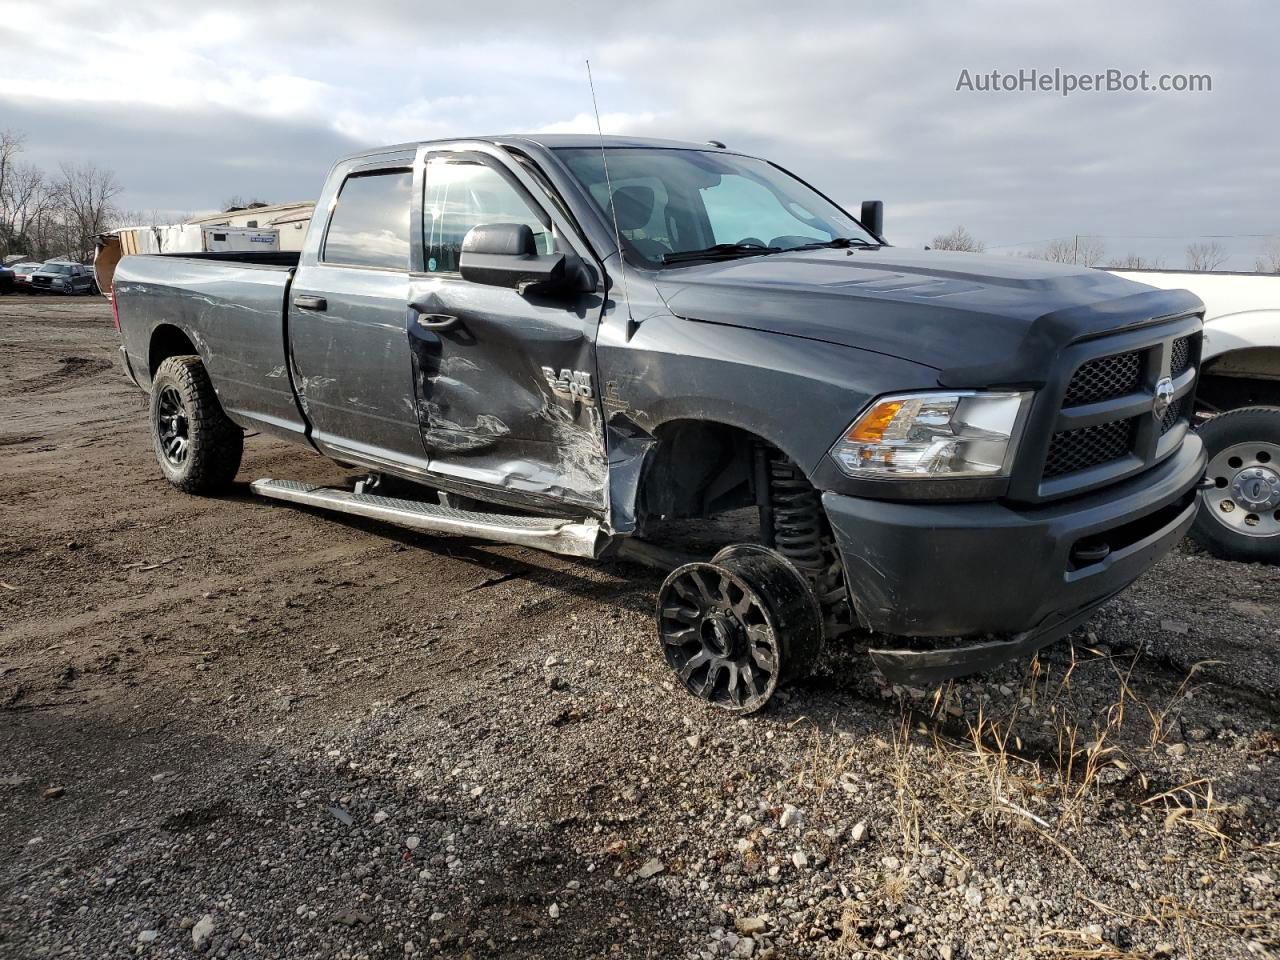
[766, 454, 852, 635]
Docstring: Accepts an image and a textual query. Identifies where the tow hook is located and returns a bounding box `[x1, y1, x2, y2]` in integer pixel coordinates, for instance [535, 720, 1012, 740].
[1070, 538, 1111, 566]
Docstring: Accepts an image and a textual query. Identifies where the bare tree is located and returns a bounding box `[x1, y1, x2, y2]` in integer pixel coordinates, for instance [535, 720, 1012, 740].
[1, 163, 55, 257]
[1, 130, 128, 261]
[1108, 252, 1165, 270]
[929, 225, 985, 252]
[1254, 239, 1280, 274]
[1029, 237, 1076, 263]
[1185, 241, 1228, 272]
[111, 208, 164, 230]
[0, 130, 44, 257]
[1074, 236, 1107, 267]
[0, 130, 22, 230]
[1028, 235, 1105, 266]
[55, 161, 122, 263]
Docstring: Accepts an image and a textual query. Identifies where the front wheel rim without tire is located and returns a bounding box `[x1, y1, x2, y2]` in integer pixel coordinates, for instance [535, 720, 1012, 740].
[659, 562, 781, 712]
[156, 385, 190, 466]
[1202, 440, 1280, 538]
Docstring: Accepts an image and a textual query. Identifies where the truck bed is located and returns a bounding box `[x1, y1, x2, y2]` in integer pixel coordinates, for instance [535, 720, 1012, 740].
[151, 251, 302, 267]
[112, 253, 306, 441]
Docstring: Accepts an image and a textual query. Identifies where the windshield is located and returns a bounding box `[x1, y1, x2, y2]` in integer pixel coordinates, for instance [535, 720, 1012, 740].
[555, 147, 875, 265]
[41, 263, 73, 274]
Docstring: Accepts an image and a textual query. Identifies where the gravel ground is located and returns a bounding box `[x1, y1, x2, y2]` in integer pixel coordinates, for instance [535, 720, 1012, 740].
[1, 297, 1277, 960]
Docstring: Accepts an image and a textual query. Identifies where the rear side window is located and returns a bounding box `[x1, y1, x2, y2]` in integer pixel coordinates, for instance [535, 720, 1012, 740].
[323, 170, 412, 269]
[423, 156, 553, 274]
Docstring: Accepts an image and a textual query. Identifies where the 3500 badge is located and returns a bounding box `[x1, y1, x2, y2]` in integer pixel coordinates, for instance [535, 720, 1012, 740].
[542, 367, 594, 402]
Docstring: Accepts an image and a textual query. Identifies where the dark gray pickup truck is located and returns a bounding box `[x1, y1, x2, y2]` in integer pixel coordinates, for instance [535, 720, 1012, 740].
[111, 135, 1206, 712]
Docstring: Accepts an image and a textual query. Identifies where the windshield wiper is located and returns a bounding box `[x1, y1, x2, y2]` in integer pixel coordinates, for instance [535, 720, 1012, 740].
[790, 237, 881, 251]
[661, 242, 782, 265]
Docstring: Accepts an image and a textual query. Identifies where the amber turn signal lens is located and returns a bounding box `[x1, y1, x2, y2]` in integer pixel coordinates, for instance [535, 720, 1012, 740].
[845, 400, 903, 443]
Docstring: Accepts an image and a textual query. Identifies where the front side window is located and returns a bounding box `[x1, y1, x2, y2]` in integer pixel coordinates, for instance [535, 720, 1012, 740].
[556, 147, 874, 265]
[423, 155, 553, 274]
[323, 169, 412, 269]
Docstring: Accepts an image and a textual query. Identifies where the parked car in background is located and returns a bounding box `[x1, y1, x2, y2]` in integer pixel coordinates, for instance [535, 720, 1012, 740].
[10, 261, 44, 292]
[0, 264, 13, 294]
[30, 261, 97, 295]
[1110, 268, 1280, 564]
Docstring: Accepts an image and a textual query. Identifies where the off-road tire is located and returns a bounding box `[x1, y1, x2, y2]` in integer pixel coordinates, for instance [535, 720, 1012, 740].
[150, 355, 243, 494]
[1190, 406, 1280, 564]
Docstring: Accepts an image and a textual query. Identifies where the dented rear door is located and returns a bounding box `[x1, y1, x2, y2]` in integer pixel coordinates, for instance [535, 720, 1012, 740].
[408, 148, 608, 515]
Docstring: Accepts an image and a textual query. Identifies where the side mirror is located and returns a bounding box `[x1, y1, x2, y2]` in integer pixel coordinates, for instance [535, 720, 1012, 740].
[458, 222, 588, 297]
[860, 200, 884, 241]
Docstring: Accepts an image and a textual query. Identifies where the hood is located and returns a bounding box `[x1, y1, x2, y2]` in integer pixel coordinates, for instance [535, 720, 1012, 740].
[655, 247, 1203, 387]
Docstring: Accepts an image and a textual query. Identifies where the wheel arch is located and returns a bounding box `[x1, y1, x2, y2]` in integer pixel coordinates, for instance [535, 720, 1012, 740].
[628, 418, 777, 525]
[148, 324, 201, 383]
[629, 417, 819, 527]
[1197, 345, 1280, 412]
[1203, 309, 1280, 362]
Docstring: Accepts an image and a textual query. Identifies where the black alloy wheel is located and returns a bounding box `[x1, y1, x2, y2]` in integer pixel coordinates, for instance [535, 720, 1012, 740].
[657, 544, 822, 713]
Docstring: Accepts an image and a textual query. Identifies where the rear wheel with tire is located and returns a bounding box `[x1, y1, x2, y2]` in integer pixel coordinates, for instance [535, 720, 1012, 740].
[149, 355, 244, 494]
[1190, 406, 1280, 563]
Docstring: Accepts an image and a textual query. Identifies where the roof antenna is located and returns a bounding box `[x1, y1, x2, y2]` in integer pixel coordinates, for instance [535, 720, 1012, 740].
[586, 59, 635, 340]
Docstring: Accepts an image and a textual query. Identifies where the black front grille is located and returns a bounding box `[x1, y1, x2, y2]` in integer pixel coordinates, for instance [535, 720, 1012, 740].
[1044, 419, 1136, 478]
[1062, 351, 1141, 406]
[1034, 326, 1201, 494]
[1170, 336, 1192, 378]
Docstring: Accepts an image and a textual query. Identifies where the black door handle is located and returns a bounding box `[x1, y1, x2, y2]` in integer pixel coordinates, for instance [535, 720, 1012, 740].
[295, 295, 327, 311]
[415, 313, 459, 331]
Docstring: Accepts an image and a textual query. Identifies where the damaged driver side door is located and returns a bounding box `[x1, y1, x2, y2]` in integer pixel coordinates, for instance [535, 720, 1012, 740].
[407, 148, 609, 515]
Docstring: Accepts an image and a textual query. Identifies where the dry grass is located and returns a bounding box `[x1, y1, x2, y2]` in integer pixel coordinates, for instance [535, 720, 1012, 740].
[1142, 778, 1235, 859]
[889, 716, 922, 855]
[1027, 929, 1150, 958]
[793, 720, 857, 799]
[787, 646, 1250, 889]
[782, 646, 1266, 960]
[1144, 659, 1221, 749]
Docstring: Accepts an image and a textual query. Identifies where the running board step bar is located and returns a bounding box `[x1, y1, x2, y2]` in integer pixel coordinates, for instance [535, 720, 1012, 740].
[250, 479, 601, 558]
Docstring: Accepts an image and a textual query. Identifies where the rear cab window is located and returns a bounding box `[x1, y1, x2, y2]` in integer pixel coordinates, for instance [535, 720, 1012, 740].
[322, 170, 413, 270]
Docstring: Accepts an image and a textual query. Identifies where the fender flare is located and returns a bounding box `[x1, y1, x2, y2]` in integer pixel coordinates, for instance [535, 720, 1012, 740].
[1203, 309, 1280, 362]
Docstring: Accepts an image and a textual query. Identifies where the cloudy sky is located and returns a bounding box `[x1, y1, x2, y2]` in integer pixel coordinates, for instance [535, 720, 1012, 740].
[2, 0, 1275, 268]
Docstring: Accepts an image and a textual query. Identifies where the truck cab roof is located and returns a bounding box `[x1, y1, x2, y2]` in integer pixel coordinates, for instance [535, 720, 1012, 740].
[335, 134, 742, 165]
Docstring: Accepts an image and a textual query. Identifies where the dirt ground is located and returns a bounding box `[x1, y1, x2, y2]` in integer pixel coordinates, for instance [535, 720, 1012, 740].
[1, 297, 1276, 960]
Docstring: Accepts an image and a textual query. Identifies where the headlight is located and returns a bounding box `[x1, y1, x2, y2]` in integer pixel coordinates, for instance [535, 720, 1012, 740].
[831, 391, 1030, 479]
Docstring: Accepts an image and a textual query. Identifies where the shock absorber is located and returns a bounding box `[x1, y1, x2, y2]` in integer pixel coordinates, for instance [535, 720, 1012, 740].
[764, 452, 853, 635]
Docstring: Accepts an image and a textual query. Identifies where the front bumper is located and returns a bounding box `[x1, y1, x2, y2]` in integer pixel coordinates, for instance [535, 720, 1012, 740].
[823, 434, 1205, 680]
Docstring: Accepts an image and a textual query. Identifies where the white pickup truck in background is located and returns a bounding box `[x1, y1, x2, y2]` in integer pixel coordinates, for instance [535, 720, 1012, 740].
[1111, 269, 1280, 563]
